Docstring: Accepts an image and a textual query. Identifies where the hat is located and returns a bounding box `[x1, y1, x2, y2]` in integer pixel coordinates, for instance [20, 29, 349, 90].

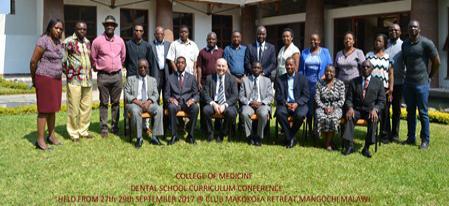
[102, 15, 118, 27]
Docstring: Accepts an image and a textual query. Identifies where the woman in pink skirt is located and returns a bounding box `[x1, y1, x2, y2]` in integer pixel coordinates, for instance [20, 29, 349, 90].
[29, 19, 64, 150]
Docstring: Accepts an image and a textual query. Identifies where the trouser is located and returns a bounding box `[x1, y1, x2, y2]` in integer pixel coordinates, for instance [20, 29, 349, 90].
[391, 84, 403, 139]
[97, 71, 122, 133]
[167, 103, 199, 137]
[343, 110, 378, 146]
[404, 82, 430, 143]
[126, 103, 164, 139]
[66, 84, 92, 139]
[203, 104, 237, 138]
[241, 105, 270, 139]
[380, 88, 391, 140]
[276, 105, 307, 141]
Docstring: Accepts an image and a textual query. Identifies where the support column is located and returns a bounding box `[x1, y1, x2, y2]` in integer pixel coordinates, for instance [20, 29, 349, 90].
[241, 5, 256, 45]
[304, 0, 324, 48]
[156, 0, 174, 41]
[411, 0, 439, 88]
[43, 0, 64, 31]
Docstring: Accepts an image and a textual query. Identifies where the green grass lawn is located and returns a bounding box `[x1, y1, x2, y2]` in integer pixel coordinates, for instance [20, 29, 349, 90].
[0, 109, 448, 205]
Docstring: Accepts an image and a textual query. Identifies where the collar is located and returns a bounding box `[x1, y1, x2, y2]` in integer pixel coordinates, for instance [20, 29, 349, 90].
[178, 38, 191, 45]
[72, 33, 87, 43]
[155, 39, 165, 45]
[410, 35, 422, 44]
[139, 75, 146, 80]
[363, 75, 371, 82]
[232, 44, 241, 49]
[217, 74, 225, 80]
[256, 41, 265, 48]
[206, 45, 218, 52]
[252, 75, 260, 80]
[103, 33, 115, 41]
[287, 72, 296, 79]
[178, 71, 185, 77]
[133, 38, 144, 45]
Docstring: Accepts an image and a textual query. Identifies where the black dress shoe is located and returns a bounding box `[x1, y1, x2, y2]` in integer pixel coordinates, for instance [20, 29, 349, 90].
[420, 142, 429, 150]
[254, 136, 262, 147]
[343, 146, 354, 156]
[361, 148, 372, 158]
[402, 139, 416, 145]
[111, 127, 119, 135]
[286, 138, 297, 149]
[135, 138, 143, 149]
[150, 137, 162, 145]
[168, 136, 178, 145]
[187, 135, 196, 144]
[207, 135, 213, 142]
[380, 138, 390, 144]
[247, 136, 255, 145]
[391, 137, 400, 143]
[47, 136, 63, 145]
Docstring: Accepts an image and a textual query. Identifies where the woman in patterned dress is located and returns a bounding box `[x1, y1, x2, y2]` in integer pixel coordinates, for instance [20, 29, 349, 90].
[366, 33, 394, 143]
[315, 65, 345, 151]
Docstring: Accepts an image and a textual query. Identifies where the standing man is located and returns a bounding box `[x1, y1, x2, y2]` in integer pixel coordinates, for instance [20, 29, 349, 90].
[275, 57, 309, 148]
[401, 20, 440, 149]
[165, 56, 200, 145]
[124, 59, 164, 148]
[197, 32, 224, 89]
[63, 21, 93, 142]
[240, 61, 274, 146]
[166, 25, 199, 76]
[201, 58, 238, 142]
[148, 26, 171, 98]
[343, 60, 385, 158]
[223, 31, 247, 85]
[91, 15, 126, 137]
[125, 24, 150, 77]
[385, 23, 405, 143]
[244, 26, 276, 80]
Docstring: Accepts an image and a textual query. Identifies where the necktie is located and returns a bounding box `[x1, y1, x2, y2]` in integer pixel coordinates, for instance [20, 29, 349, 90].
[141, 77, 147, 101]
[258, 45, 263, 61]
[216, 76, 225, 105]
[362, 77, 369, 99]
[251, 77, 259, 101]
[179, 73, 184, 89]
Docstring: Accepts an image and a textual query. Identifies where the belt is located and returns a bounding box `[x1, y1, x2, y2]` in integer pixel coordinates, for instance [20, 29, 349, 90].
[99, 70, 121, 75]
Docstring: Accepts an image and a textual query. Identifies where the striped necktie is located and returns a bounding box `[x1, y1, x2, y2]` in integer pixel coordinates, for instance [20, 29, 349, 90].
[216, 76, 225, 105]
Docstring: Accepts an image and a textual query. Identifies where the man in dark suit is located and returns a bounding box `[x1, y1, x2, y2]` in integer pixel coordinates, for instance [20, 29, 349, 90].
[275, 57, 309, 148]
[240, 61, 274, 146]
[244, 26, 276, 80]
[201, 58, 238, 142]
[124, 59, 164, 148]
[164, 56, 200, 145]
[343, 60, 386, 158]
[148, 26, 171, 99]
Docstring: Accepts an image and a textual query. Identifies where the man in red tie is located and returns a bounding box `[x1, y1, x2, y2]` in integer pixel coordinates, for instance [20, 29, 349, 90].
[343, 60, 386, 158]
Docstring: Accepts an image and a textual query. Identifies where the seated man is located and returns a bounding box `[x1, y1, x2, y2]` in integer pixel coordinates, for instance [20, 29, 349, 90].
[343, 60, 385, 158]
[240, 61, 274, 146]
[164, 56, 200, 145]
[124, 59, 164, 149]
[201, 58, 238, 142]
[275, 57, 309, 148]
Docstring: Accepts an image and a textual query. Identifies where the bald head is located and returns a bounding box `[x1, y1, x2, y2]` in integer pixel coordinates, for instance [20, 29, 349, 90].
[216, 58, 228, 76]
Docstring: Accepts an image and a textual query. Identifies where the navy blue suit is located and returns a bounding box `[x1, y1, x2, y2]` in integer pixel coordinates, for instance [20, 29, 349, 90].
[244, 42, 277, 79]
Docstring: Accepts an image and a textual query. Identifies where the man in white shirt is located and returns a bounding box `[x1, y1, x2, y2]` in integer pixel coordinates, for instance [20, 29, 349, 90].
[166, 25, 199, 76]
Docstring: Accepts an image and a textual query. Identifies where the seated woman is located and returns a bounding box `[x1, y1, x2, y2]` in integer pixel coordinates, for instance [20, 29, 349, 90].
[315, 65, 345, 151]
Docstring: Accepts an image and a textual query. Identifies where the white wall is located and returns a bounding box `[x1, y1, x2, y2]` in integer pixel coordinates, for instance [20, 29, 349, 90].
[0, 15, 6, 75]
[438, 0, 449, 89]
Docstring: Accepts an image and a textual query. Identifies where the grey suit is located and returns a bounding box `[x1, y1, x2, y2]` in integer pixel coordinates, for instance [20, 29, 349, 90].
[239, 75, 273, 139]
[148, 40, 171, 96]
[124, 75, 164, 139]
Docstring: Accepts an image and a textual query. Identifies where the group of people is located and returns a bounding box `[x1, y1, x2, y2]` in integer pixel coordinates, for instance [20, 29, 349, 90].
[30, 15, 440, 158]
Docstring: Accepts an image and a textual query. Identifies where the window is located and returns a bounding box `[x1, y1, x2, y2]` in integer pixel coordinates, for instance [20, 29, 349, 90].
[64, 5, 97, 41]
[120, 9, 149, 41]
[212, 15, 232, 48]
[10, 0, 15, 15]
[173, 12, 193, 40]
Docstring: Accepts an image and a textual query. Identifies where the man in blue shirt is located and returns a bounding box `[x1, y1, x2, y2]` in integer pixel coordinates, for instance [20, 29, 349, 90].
[224, 31, 247, 85]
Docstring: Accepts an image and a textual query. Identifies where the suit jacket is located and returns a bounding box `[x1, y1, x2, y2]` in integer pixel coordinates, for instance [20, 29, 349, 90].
[275, 72, 309, 106]
[148, 40, 171, 82]
[239, 75, 273, 110]
[244, 42, 276, 78]
[345, 76, 385, 113]
[164, 72, 200, 104]
[124, 75, 159, 104]
[201, 73, 238, 107]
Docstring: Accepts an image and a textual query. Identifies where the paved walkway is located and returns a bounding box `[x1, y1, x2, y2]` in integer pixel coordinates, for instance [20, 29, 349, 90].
[0, 89, 103, 107]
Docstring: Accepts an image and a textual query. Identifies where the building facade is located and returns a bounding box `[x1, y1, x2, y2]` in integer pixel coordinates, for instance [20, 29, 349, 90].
[0, 0, 448, 89]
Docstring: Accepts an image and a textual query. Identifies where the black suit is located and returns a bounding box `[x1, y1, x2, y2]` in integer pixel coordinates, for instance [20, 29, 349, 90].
[164, 72, 200, 137]
[244, 42, 276, 79]
[201, 73, 238, 138]
[275, 72, 309, 141]
[148, 40, 171, 97]
[343, 76, 386, 145]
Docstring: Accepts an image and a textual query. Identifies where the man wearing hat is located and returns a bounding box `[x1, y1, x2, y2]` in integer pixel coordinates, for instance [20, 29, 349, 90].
[91, 15, 126, 138]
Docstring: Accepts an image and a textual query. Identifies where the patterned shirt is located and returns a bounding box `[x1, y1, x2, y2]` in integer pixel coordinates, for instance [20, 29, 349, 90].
[63, 33, 92, 87]
[35, 35, 64, 79]
[335, 48, 365, 82]
[366, 52, 392, 89]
